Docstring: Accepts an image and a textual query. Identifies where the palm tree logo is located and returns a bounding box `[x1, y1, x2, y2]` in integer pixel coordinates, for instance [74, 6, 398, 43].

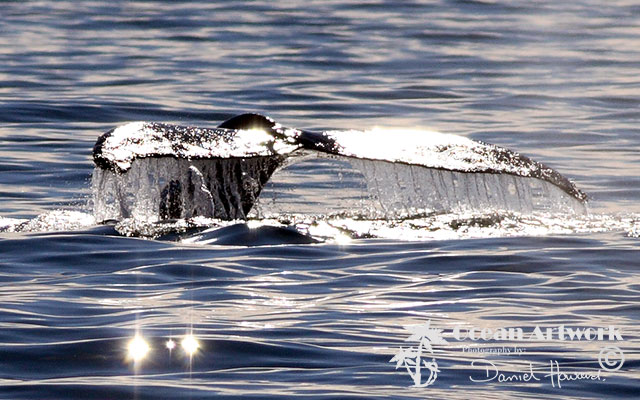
[390, 321, 448, 387]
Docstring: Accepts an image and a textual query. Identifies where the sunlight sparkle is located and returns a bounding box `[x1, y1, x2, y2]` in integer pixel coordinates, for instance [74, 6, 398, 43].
[182, 334, 199, 355]
[128, 335, 150, 362]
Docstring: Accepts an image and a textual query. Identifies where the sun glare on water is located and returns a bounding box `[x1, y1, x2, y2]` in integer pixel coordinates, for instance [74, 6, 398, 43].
[127, 334, 150, 362]
[182, 334, 199, 356]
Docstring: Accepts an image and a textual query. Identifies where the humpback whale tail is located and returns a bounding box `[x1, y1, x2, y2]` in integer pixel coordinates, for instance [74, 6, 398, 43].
[91, 114, 587, 224]
[92, 114, 295, 222]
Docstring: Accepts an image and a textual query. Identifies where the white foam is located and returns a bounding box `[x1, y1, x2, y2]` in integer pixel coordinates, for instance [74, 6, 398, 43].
[0, 210, 95, 233]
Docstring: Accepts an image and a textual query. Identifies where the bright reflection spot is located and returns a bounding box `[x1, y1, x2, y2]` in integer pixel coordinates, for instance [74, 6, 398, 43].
[128, 335, 150, 362]
[166, 339, 176, 351]
[247, 219, 262, 230]
[182, 334, 199, 355]
[334, 232, 352, 245]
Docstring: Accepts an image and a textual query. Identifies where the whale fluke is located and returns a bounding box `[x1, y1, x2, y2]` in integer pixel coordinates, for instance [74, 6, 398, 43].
[92, 114, 587, 223]
[92, 115, 303, 222]
[307, 128, 586, 203]
[92, 117, 300, 174]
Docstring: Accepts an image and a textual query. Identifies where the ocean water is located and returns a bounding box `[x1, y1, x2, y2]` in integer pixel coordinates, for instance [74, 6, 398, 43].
[1, 1, 639, 399]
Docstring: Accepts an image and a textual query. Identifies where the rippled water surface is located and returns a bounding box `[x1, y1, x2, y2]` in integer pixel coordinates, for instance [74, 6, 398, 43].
[1, 1, 639, 398]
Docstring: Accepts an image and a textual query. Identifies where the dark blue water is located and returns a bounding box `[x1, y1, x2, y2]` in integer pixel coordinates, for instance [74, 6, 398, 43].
[1, 1, 639, 398]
